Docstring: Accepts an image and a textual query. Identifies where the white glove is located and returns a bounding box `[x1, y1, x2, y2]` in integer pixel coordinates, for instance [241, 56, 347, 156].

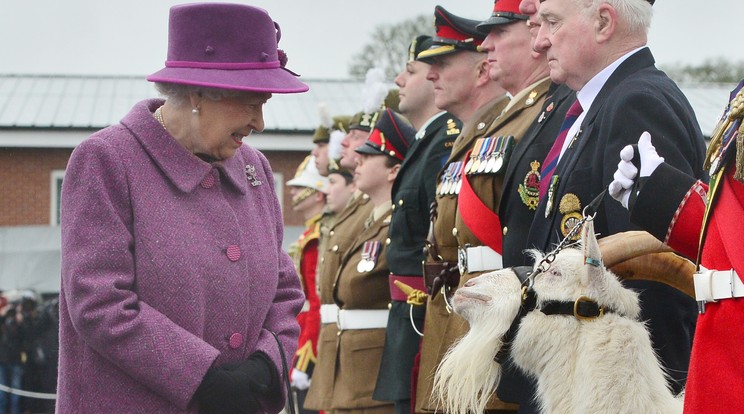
[608, 131, 664, 209]
[291, 369, 311, 390]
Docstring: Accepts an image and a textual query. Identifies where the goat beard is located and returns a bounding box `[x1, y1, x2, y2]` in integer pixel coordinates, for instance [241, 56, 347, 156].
[432, 314, 511, 414]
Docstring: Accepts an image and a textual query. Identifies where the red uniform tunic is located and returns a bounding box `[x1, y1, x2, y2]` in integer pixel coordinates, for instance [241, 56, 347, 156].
[292, 214, 322, 377]
[632, 158, 744, 413]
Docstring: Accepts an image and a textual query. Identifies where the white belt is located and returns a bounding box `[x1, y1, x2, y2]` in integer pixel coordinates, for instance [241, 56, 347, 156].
[694, 269, 743, 303]
[458, 245, 503, 274]
[319, 304, 389, 330]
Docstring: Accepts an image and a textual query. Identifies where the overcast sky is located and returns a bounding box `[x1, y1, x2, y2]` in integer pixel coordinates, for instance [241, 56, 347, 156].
[1, 0, 742, 80]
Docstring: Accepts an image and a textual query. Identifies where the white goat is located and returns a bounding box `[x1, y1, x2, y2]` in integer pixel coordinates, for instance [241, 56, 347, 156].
[433, 220, 685, 414]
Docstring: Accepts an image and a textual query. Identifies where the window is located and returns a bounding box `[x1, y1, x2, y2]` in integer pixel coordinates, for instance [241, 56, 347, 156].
[50, 170, 65, 226]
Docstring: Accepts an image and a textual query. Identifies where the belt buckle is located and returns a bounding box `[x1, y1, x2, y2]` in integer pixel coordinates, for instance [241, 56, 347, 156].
[457, 247, 468, 275]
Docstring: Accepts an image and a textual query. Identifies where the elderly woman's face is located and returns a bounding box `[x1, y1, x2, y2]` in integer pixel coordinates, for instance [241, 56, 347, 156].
[194, 92, 271, 160]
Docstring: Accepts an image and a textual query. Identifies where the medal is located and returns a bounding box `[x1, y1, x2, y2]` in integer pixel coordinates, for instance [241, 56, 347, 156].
[559, 193, 583, 241]
[466, 139, 484, 174]
[359, 241, 381, 272]
[477, 137, 494, 174]
[544, 175, 560, 218]
[485, 136, 502, 173]
[453, 161, 465, 195]
[518, 160, 541, 210]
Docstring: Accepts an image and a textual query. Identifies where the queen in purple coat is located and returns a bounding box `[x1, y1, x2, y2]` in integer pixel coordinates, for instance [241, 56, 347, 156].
[57, 4, 309, 413]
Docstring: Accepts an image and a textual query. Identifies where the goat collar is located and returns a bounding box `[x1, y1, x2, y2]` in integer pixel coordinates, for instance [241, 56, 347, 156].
[494, 266, 536, 364]
[539, 296, 618, 320]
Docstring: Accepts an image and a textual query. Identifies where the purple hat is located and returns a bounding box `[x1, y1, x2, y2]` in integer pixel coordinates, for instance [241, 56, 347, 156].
[147, 3, 308, 94]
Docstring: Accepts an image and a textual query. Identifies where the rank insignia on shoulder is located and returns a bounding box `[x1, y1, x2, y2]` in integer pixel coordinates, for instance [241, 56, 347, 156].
[559, 193, 583, 241]
[518, 160, 541, 210]
[446, 119, 461, 135]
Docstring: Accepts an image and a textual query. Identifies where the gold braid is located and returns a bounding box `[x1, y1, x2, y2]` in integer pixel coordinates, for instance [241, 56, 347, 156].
[705, 88, 744, 183]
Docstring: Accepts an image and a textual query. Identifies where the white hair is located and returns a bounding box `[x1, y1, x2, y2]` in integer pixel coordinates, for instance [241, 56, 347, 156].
[580, 0, 653, 34]
[154, 82, 247, 106]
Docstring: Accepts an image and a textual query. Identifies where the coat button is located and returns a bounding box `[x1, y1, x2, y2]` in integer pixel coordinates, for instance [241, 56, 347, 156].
[503, 226, 508, 236]
[391, 204, 396, 211]
[332, 245, 339, 252]
[226, 245, 241, 261]
[398, 199, 404, 206]
[229, 333, 244, 349]
[201, 173, 216, 189]
[385, 238, 391, 245]
[330, 230, 335, 237]
[321, 257, 325, 263]
[452, 228, 458, 237]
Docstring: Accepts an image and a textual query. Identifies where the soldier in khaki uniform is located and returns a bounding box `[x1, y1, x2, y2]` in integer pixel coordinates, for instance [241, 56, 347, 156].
[312, 111, 351, 284]
[373, 35, 462, 414]
[414, 6, 511, 413]
[306, 109, 415, 414]
[305, 75, 388, 411]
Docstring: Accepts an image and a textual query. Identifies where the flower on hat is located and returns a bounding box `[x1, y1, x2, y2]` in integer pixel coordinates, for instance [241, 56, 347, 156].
[278, 49, 288, 68]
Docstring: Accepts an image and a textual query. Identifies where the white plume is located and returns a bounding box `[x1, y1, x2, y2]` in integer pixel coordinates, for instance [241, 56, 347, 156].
[329, 129, 345, 160]
[318, 103, 332, 129]
[361, 67, 389, 114]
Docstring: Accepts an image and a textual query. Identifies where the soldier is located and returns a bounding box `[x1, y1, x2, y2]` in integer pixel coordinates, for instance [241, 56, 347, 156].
[307, 109, 416, 414]
[286, 155, 329, 414]
[510, 0, 707, 411]
[414, 6, 511, 413]
[493, 0, 577, 408]
[304, 72, 388, 412]
[609, 84, 744, 413]
[312, 111, 351, 293]
[312, 104, 351, 177]
[373, 35, 462, 414]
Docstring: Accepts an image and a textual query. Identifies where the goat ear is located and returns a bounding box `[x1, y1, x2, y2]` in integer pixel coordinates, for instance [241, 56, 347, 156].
[581, 220, 605, 291]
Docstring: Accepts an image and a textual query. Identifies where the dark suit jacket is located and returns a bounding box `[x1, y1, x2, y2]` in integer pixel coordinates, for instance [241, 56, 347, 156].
[524, 47, 706, 398]
[374, 112, 460, 402]
[500, 83, 576, 267]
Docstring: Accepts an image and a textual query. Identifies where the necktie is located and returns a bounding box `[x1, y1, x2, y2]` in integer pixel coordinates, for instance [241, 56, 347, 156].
[538, 100, 583, 200]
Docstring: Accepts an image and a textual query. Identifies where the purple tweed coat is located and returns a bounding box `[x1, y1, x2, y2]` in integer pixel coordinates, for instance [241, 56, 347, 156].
[57, 99, 304, 413]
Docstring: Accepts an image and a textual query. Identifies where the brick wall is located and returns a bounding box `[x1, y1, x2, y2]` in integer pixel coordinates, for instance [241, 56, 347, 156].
[0, 147, 309, 227]
[0, 148, 71, 226]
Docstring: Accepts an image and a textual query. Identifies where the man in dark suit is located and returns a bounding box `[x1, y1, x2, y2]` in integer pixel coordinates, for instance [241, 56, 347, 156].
[373, 35, 461, 414]
[509, 0, 706, 411]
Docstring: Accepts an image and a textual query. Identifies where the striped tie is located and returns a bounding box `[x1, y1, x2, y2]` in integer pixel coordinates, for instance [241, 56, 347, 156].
[538, 100, 583, 199]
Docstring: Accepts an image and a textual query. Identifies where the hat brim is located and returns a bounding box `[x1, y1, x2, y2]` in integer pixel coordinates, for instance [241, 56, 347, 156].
[416, 45, 459, 63]
[147, 67, 309, 94]
[476, 16, 528, 34]
[354, 142, 386, 156]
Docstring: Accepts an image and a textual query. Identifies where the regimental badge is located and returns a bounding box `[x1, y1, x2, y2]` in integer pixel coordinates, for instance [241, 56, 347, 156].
[525, 90, 538, 106]
[245, 164, 263, 187]
[446, 119, 461, 136]
[357, 240, 381, 273]
[559, 193, 583, 241]
[518, 160, 541, 210]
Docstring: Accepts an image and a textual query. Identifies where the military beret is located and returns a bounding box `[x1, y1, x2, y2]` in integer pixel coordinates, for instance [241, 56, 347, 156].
[313, 115, 351, 144]
[355, 108, 415, 162]
[408, 35, 434, 62]
[477, 0, 528, 33]
[417, 5, 486, 62]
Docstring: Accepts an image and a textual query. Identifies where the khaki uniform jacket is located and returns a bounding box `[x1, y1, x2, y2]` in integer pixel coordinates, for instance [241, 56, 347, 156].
[305, 204, 394, 411]
[417, 79, 552, 412]
[416, 94, 509, 412]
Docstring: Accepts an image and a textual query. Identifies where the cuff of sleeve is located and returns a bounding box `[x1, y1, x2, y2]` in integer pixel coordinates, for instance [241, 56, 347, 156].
[630, 163, 697, 243]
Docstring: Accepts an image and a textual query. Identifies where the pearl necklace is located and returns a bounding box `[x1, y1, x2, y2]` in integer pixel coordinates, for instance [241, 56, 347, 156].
[154, 105, 167, 130]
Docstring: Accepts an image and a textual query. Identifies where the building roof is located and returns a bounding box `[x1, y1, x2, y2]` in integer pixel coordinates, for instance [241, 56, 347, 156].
[0, 74, 736, 145]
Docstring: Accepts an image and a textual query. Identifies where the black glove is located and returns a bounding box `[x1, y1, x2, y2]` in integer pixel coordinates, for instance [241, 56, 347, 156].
[194, 352, 279, 414]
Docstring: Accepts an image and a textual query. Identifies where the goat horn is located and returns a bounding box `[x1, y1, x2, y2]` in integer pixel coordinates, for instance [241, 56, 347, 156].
[598, 231, 695, 298]
[598, 231, 673, 268]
